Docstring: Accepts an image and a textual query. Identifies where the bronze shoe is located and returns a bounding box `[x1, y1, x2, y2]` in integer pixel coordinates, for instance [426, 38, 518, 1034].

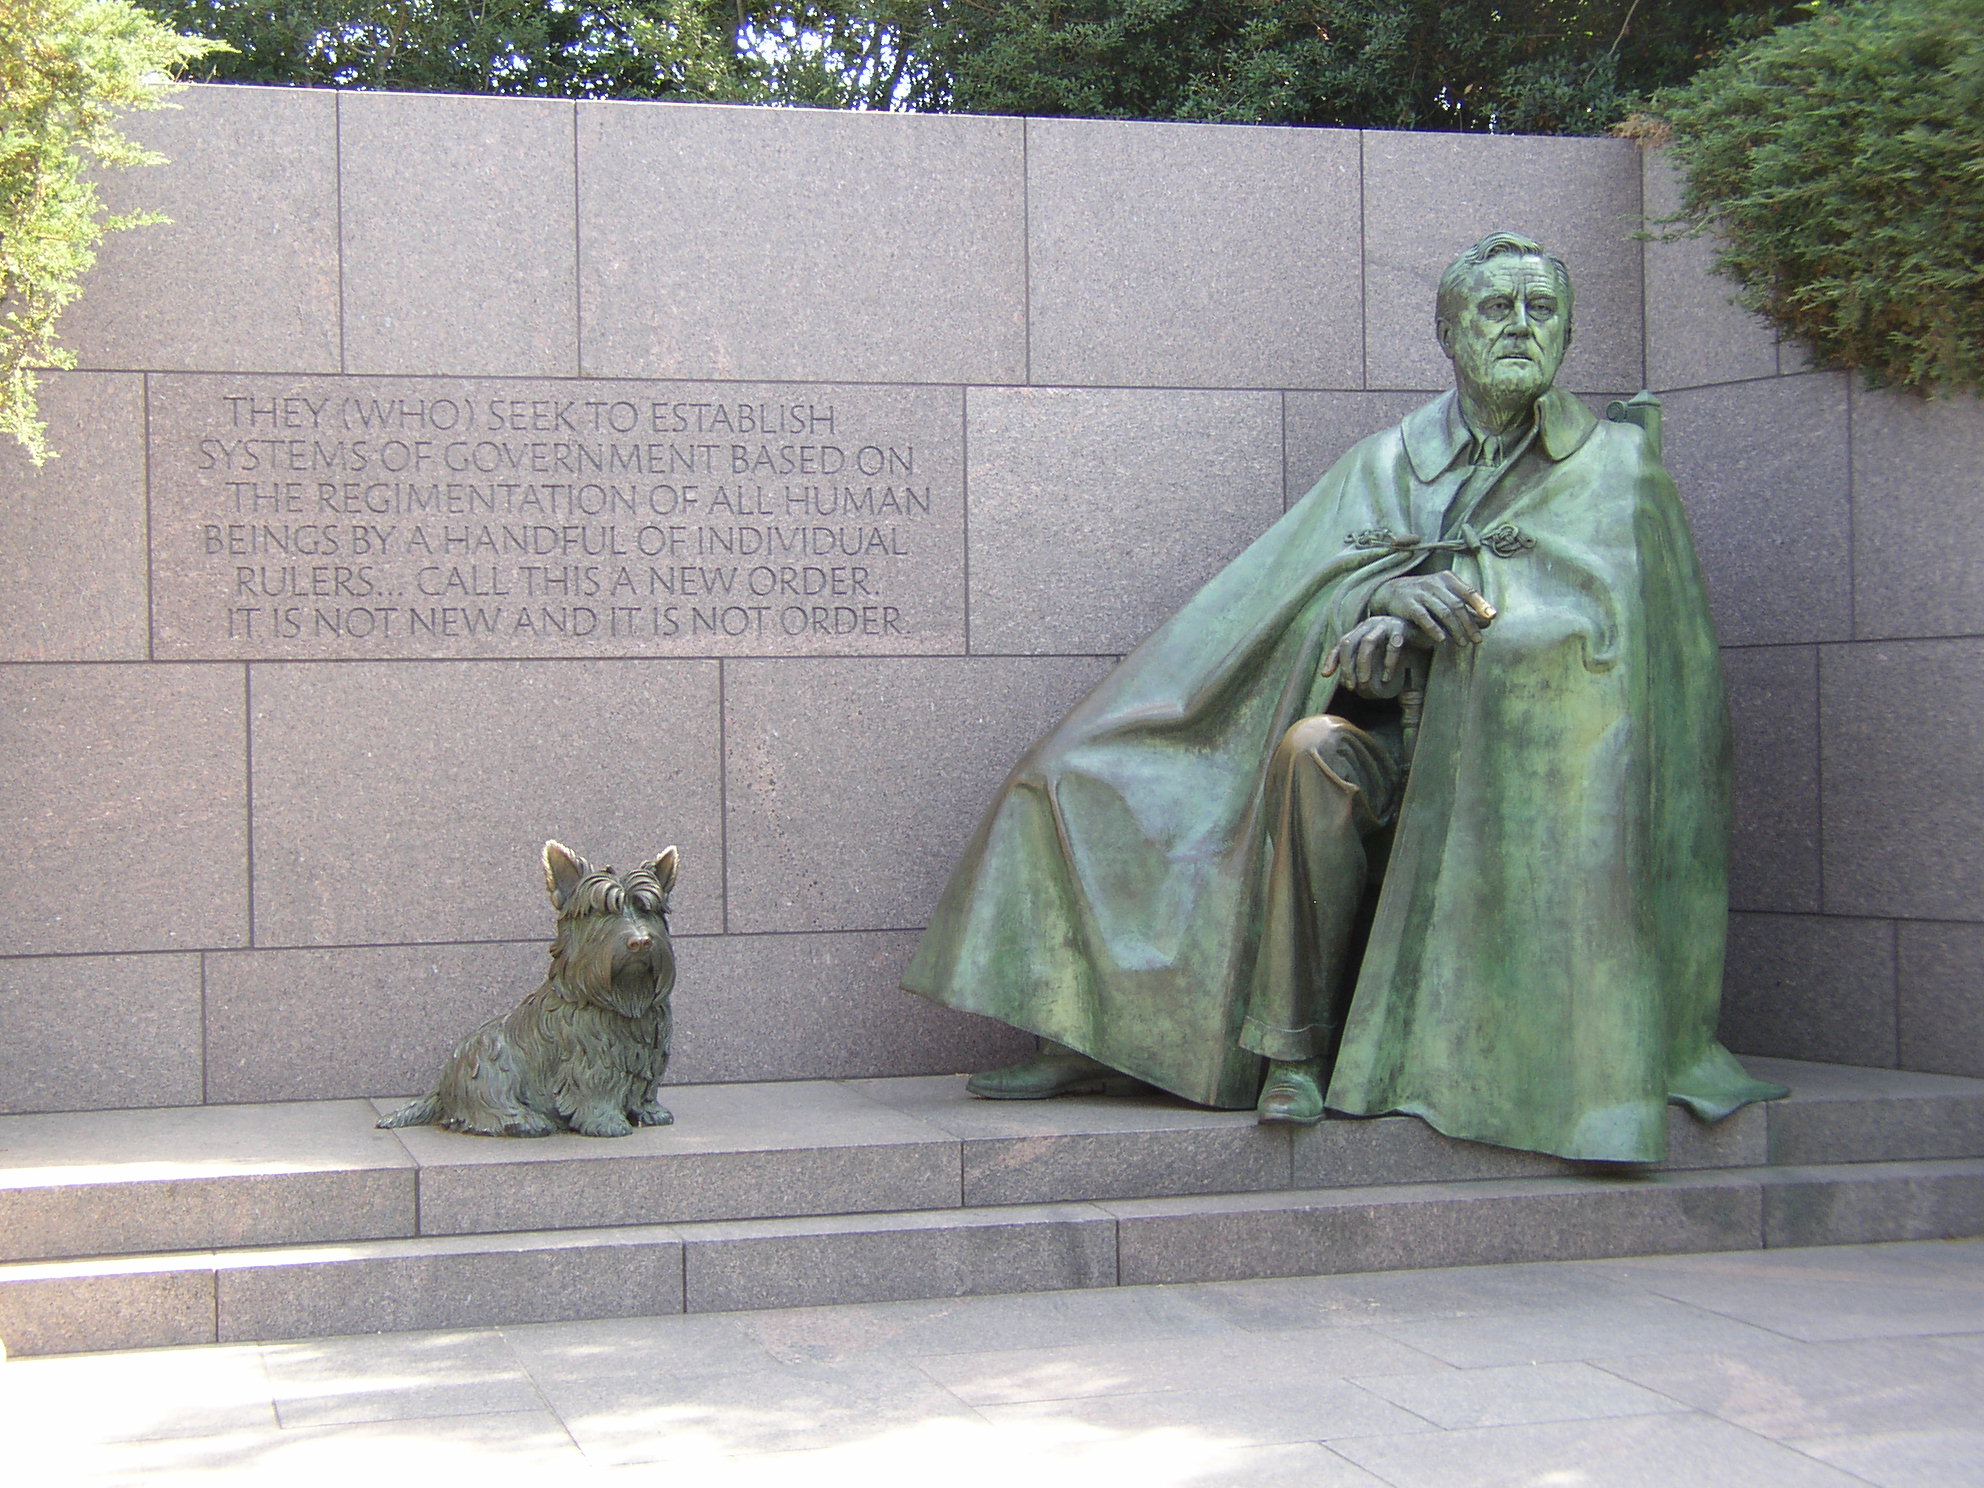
[1256, 1058, 1326, 1124]
[966, 1047, 1136, 1099]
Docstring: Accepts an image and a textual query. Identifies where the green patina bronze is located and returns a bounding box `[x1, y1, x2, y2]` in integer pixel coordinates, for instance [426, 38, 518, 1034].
[903, 231, 1786, 1164]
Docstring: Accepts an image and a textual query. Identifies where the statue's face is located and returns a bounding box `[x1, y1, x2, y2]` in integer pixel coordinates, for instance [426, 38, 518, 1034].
[1439, 254, 1570, 412]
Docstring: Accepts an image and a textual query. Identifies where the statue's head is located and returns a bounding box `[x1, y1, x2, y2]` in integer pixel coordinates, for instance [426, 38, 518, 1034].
[1435, 232, 1574, 423]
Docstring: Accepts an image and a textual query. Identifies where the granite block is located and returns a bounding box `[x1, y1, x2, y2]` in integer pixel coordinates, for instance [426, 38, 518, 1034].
[1362, 131, 1642, 393]
[1292, 1104, 1767, 1189]
[852, 1075, 1290, 1205]
[1109, 1173, 1762, 1286]
[680, 1202, 1116, 1313]
[965, 387, 1281, 654]
[1663, 375, 1851, 646]
[380, 1080, 959, 1235]
[0, 663, 247, 955]
[1283, 391, 1439, 506]
[579, 102, 1024, 384]
[1899, 922, 1984, 1079]
[0, 1255, 217, 1357]
[61, 84, 340, 374]
[1025, 118, 1362, 390]
[668, 931, 1033, 1086]
[248, 659, 721, 945]
[0, 373, 147, 662]
[1293, 1114, 1561, 1189]
[1722, 646, 1821, 914]
[203, 940, 545, 1104]
[1721, 914, 1897, 1067]
[1762, 1160, 1984, 1248]
[143, 372, 965, 661]
[339, 93, 576, 377]
[1746, 1056, 1984, 1165]
[1642, 153, 1780, 392]
[1821, 638, 1984, 921]
[723, 655, 1112, 933]
[0, 1100, 414, 1261]
[215, 1226, 685, 1341]
[0, 953, 202, 1115]
[1851, 385, 1984, 641]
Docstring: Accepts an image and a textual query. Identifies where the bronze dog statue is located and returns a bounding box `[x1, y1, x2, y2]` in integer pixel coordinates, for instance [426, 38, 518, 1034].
[379, 842, 678, 1137]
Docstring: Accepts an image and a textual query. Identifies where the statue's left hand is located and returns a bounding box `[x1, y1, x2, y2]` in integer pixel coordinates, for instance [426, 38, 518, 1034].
[1322, 616, 1415, 691]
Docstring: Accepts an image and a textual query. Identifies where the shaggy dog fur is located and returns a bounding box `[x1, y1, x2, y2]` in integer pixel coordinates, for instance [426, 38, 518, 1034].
[379, 842, 677, 1137]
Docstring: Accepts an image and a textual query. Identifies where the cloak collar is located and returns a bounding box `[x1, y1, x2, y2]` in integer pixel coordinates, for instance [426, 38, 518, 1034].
[1401, 388, 1599, 483]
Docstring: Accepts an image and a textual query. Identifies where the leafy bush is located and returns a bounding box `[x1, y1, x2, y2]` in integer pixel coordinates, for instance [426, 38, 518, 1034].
[1650, 0, 1984, 395]
[0, 0, 219, 460]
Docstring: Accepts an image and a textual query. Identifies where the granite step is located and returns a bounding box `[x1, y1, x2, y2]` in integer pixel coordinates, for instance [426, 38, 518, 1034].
[3, 1059, 1981, 1267]
[3, 1155, 1980, 1357]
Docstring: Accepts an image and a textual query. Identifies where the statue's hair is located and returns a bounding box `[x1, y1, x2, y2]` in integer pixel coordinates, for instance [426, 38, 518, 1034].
[1435, 232, 1575, 337]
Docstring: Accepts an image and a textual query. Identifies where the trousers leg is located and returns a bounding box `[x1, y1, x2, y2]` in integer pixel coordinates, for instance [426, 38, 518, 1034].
[1239, 715, 1403, 1063]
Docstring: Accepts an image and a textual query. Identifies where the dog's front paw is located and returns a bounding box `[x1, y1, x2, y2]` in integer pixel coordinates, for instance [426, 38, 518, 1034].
[633, 1103, 675, 1127]
[572, 1109, 635, 1138]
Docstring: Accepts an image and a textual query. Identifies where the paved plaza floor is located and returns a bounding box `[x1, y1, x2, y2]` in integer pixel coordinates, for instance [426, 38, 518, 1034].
[8, 1239, 1982, 1487]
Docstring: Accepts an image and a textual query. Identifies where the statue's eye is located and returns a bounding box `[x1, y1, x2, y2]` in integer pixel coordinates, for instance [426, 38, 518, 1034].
[1480, 297, 1512, 317]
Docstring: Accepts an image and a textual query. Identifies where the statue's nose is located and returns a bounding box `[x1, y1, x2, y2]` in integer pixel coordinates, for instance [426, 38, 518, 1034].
[625, 932, 652, 952]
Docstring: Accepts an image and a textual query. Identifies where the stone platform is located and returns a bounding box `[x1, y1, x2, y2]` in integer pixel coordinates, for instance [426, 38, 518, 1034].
[3, 1059, 1981, 1357]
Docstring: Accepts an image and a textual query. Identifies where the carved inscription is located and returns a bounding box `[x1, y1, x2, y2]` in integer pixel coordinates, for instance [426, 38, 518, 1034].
[149, 377, 964, 658]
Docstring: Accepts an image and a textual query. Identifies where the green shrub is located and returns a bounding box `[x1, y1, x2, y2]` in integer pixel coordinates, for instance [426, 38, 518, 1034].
[0, 0, 220, 461]
[1650, 0, 1984, 395]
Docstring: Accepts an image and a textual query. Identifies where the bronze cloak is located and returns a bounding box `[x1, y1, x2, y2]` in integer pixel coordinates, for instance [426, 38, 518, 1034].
[903, 389, 1783, 1160]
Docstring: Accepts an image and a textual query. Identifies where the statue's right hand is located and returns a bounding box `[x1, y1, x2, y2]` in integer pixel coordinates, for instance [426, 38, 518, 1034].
[1372, 572, 1497, 645]
[1321, 616, 1414, 692]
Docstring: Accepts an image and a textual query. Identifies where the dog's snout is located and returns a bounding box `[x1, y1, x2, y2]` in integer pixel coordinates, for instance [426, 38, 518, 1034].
[625, 932, 652, 952]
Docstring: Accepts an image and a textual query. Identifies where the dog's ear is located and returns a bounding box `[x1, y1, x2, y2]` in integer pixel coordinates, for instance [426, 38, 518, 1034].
[643, 846, 679, 901]
[543, 841, 590, 909]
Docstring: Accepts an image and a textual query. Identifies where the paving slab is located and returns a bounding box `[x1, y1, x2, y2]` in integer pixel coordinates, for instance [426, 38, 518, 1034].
[1598, 1334, 1984, 1441]
[0, 1101, 415, 1262]
[914, 1324, 1443, 1406]
[1597, 1237, 1984, 1342]
[974, 1376, 1434, 1447]
[1349, 1359, 1687, 1429]
[260, 1327, 542, 1428]
[40, 1408, 589, 1488]
[374, 1079, 961, 1233]
[1786, 1427, 1984, 1488]
[537, 1354, 983, 1467]
[1331, 1410, 1873, 1488]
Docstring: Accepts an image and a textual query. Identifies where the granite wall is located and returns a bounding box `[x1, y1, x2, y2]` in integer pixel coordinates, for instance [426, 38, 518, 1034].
[1, 85, 1977, 1114]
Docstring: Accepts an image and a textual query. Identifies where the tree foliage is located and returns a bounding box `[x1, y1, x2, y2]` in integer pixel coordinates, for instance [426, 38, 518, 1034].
[1650, 0, 1984, 395]
[1, 0, 220, 460]
[147, 0, 1802, 127]
[925, 1, 1805, 133]
[147, 0, 948, 102]
[149, 0, 748, 96]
